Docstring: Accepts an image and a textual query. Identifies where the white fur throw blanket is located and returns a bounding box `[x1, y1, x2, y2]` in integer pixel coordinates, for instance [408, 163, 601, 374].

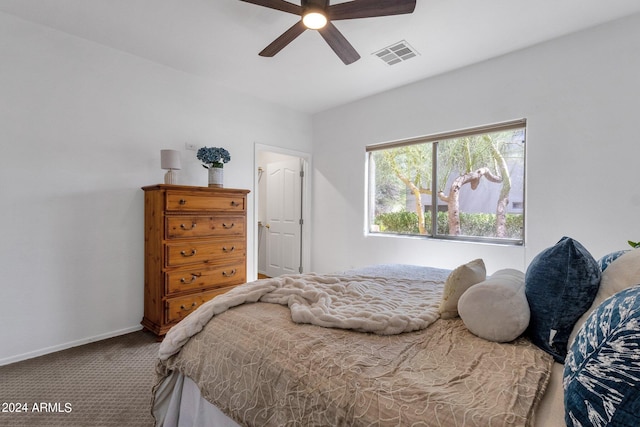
[158, 273, 444, 361]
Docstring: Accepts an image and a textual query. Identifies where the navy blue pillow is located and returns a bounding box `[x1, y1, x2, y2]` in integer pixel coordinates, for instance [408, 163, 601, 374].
[564, 285, 640, 427]
[525, 236, 601, 363]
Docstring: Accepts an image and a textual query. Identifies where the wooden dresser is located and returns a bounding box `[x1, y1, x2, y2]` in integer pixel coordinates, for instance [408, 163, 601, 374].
[141, 184, 250, 337]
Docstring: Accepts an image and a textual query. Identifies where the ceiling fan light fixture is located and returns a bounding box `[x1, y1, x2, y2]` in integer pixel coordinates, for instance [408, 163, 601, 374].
[302, 10, 327, 29]
[243, 0, 417, 64]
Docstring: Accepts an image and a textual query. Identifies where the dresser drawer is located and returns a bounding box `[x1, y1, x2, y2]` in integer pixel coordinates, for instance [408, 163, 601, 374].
[165, 288, 232, 324]
[166, 239, 246, 267]
[166, 263, 246, 295]
[166, 191, 246, 212]
[166, 215, 245, 239]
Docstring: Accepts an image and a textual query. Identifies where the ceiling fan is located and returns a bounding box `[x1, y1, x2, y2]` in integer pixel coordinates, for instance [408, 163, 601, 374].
[239, 0, 417, 65]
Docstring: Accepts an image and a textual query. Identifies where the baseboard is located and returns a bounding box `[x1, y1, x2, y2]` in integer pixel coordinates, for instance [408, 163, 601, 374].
[0, 325, 143, 367]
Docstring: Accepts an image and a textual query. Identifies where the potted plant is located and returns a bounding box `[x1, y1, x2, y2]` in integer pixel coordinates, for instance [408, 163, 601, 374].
[197, 146, 230, 188]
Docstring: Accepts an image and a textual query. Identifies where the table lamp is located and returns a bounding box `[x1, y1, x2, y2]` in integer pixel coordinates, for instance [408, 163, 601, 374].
[161, 149, 181, 184]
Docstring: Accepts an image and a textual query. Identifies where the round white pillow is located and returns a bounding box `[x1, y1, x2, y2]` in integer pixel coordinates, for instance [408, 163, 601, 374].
[458, 268, 529, 342]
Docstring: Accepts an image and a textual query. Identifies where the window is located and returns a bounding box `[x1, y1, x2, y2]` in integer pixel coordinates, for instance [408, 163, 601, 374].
[366, 120, 526, 245]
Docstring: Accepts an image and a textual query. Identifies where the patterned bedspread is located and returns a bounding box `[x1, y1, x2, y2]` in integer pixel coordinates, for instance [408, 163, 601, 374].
[158, 272, 448, 361]
[155, 267, 553, 427]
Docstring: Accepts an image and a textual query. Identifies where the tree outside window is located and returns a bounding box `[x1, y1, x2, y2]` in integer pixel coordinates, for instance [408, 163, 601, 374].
[367, 120, 525, 245]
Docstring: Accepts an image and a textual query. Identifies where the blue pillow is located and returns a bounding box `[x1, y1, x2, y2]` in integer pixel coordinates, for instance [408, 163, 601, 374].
[598, 250, 630, 272]
[564, 285, 640, 427]
[525, 236, 601, 363]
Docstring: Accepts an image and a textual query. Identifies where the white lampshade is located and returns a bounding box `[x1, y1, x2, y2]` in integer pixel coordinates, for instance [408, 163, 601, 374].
[161, 149, 181, 170]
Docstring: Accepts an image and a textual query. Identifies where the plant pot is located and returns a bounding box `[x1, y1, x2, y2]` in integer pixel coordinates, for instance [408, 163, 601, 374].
[208, 167, 223, 188]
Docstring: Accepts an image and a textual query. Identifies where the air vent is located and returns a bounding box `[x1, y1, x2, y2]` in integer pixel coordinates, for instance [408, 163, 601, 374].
[373, 40, 419, 65]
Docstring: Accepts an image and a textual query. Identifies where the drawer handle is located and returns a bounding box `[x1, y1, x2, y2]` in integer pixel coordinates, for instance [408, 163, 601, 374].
[179, 199, 187, 205]
[222, 269, 237, 277]
[180, 222, 197, 230]
[222, 246, 235, 253]
[180, 249, 197, 257]
[179, 302, 197, 311]
[230, 201, 240, 207]
[180, 273, 201, 284]
[222, 223, 235, 229]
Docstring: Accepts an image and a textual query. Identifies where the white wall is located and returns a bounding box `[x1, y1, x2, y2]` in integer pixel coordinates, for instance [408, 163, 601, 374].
[311, 13, 640, 275]
[0, 12, 312, 364]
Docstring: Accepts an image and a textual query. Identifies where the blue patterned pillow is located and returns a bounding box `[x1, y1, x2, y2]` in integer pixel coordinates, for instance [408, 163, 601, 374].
[525, 236, 601, 363]
[598, 250, 630, 272]
[564, 285, 640, 427]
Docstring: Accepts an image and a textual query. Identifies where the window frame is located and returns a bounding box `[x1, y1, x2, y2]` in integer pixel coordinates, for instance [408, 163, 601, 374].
[365, 119, 526, 246]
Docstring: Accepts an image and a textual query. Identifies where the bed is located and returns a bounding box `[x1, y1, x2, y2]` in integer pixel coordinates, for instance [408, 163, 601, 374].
[151, 240, 640, 427]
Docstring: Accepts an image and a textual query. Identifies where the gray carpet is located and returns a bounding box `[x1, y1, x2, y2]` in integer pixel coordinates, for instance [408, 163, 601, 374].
[0, 331, 160, 427]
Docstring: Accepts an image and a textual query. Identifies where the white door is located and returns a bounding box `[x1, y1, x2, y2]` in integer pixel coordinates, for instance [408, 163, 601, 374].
[266, 159, 302, 277]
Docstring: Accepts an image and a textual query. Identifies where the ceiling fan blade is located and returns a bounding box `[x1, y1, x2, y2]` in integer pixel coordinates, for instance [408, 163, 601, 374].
[318, 22, 361, 65]
[238, 0, 302, 15]
[259, 21, 307, 57]
[328, 0, 416, 20]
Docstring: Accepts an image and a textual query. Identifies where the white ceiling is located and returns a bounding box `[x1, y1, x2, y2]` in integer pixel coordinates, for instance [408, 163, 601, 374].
[2, 0, 640, 114]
